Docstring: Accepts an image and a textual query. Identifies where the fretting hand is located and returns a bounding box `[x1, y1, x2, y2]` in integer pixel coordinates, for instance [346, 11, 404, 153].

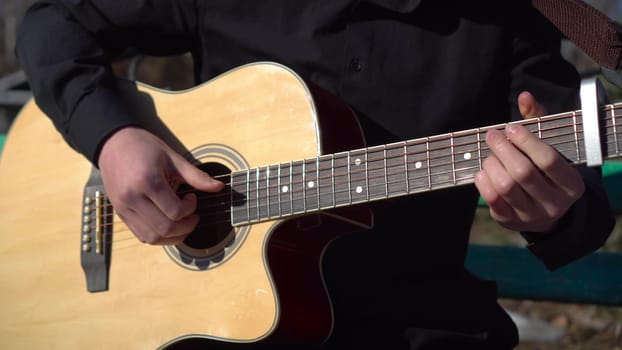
[474, 91, 585, 233]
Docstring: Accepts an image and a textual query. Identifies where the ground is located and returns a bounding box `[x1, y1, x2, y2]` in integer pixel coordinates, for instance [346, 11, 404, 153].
[502, 299, 621, 350]
[470, 208, 622, 350]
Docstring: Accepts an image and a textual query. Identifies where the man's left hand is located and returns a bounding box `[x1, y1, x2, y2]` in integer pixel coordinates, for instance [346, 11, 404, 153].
[474, 91, 585, 232]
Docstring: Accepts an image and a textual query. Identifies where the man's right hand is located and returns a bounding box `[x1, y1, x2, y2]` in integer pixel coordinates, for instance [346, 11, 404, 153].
[98, 127, 224, 245]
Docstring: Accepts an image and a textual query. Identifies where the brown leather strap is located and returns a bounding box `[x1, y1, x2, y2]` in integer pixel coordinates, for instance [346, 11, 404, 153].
[532, 0, 622, 70]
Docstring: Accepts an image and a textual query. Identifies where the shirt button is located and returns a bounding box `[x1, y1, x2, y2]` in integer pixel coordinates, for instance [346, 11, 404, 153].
[348, 58, 363, 72]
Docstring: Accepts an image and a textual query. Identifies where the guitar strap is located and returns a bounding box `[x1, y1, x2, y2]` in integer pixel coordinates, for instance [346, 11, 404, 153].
[532, 0, 622, 87]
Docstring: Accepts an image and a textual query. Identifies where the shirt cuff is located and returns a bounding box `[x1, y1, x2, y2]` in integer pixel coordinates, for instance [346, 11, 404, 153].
[521, 168, 615, 271]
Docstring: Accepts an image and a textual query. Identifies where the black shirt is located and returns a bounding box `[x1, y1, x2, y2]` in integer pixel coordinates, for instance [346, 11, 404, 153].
[18, 0, 584, 163]
[16, 0, 615, 347]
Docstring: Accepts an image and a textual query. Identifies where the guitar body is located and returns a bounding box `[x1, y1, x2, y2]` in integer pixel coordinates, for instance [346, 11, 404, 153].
[0, 63, 371, 349]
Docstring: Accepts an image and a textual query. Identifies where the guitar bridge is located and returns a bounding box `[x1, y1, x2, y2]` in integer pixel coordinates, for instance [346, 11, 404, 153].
[80, 167, 112, 293]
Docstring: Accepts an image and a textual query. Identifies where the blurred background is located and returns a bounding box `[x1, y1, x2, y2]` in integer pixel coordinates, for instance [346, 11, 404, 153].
[0, 1, 621, 349]
[0, 0, 621, 132]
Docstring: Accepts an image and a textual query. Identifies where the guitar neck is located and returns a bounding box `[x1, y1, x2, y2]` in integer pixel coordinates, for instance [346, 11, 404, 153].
[230, 102, 622, 226]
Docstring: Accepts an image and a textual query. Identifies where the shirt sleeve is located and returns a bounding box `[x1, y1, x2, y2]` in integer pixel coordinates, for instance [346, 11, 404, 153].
[522, 165, 615, 270]
[508, 2, 616, 270]
[16, 0, 200, 165]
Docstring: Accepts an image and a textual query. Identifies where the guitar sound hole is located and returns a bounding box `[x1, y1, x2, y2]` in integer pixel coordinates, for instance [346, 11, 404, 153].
[179, 162, 234, 252]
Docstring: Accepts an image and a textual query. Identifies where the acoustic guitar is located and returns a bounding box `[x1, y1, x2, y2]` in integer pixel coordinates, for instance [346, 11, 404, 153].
[0, 62, 620, 349]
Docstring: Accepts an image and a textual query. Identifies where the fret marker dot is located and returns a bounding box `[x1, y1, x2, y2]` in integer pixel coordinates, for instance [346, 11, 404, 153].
[356, 186, 363, 194]
[415, 161, 422, 169]
[281, 186, 289, 193]
[308, 181, 315, 188]
[355, 158, 362, 166]
[464, 152, 472, 160]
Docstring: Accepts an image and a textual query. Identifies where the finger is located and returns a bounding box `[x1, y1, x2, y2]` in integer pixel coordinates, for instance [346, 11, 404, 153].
[143, 170, 198, 221]
[474, 170, 517, 226]
[518, 91, 547, 118]
[133, 193, 200, 243]
[118, 209, 188, 245]
[117, 210, 155, 244]
[479, 151, 536, 214]
[486, 128, 573, 217]
[485, 129, 555, 202]
[171, 154, 225, 193]
[505, 124, 584, 199]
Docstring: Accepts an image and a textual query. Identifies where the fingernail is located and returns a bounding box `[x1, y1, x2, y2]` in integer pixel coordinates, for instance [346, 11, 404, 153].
[506, 124, 519, 136]
[486, 129, 502, 142]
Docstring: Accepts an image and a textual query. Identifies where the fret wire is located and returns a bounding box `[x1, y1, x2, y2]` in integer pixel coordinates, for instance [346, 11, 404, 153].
[236, 106, 622, 223]
[246, 169, 251, 222]
[236, 142, 563, 217]
[226, 161, 471, 216]
[383, 145, 389, 196]
[420, 142, 573, 179]
[277, 164, 282, 217]
[426, 138, 431, 189]
[271, 165, 277, 218]
[613, 106, 619, 156]
[266, 166, 270, 218]
[375, 127, 580, 175]
[450, 133, 456, 185]
[243, 165, 481, 215]
[573, 111, 580, 161]
[240, 158, 573, 216]
[240, 137, 612, 218]
[289, 161, 293, 214]
[477, 129, 483, 171]
[347, 152, 352, 204]
[316, 157, 320, 210]
[244, 135, 596, 206]
[256, 127, 606, 207]
[302, 160, 307, 213]
[363, 150, 369, 201]
[233, 108, 622, 224]
[270, 128, 583, 194]
[331, 154, 336, 207]
[256, 167, 260, 220]
[403, 142, 410, 193]
[396, 142, 578, 187]
[242, 119, 622, 220]
[314, 123, 577, 183]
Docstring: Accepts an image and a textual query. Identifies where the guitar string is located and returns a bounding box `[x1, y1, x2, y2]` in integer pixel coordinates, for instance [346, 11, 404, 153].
[97, 132, 573, 231]
[96, 115, 589, 214]
[99, 128, 621, 244]
[83, 103, 622, 215]
[97, 122, 621, 224]
[100, 103, 621, 209]
[182, 124, 622, 220]
[166, 140, 601, 220]
[92, 105, 622, 234]
[99, 141, 595, 248]
[99, 110, 621, 246]
[97, 121, 621, 220]
[180, 113, 620, 201]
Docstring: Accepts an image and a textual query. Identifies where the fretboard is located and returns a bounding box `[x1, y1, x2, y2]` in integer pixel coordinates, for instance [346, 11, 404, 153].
[230, 102, 622, 226]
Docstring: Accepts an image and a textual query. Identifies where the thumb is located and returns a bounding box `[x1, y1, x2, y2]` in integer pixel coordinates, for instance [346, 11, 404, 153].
[518, 91, 547, 119]
[170, 154, 225, 192]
